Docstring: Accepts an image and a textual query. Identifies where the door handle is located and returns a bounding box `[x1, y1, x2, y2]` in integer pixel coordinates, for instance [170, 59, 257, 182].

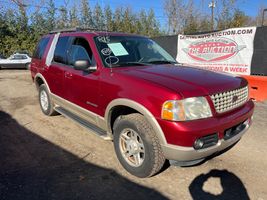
[64, 72, 73, 79]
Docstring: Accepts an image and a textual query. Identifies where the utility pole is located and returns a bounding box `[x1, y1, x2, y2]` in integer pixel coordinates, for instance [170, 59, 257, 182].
[262, 8, 267, 26]
[209, 0, 215, 31]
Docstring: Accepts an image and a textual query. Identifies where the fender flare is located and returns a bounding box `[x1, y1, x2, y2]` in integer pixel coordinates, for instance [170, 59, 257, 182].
[34, 73, 51, 93]
[105, 98, 167, 145]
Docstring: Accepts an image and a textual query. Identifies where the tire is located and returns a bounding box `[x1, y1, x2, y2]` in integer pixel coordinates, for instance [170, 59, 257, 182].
[39, 84, 57, 116]
[113, 113, 165, 178]
[25, 63, 30, 70]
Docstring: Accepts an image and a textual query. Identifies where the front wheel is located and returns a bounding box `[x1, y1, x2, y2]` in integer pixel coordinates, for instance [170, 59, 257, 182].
[113, 113, 165, 178]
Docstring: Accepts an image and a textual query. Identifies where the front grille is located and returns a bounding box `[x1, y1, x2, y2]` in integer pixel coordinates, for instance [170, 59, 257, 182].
[210, 86, 248, 113]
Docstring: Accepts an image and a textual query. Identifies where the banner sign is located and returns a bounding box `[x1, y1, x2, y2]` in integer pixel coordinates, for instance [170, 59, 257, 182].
[177, 27, 257, 75]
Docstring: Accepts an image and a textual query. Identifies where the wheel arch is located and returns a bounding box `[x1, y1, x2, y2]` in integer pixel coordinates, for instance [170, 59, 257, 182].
[34, 73, 51, 93]
[105, 98, 167, 145]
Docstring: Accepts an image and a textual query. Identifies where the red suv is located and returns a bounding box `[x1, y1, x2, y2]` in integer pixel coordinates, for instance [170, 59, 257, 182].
[30, 28, 254, 177]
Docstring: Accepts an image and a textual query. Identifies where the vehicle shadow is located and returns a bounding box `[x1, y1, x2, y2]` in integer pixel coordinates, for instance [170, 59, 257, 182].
[0, 111, 167, 200]
[189, 169, 250, 200]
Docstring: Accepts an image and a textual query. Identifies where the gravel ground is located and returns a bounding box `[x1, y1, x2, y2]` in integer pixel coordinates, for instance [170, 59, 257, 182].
[0, 70, 266, 200]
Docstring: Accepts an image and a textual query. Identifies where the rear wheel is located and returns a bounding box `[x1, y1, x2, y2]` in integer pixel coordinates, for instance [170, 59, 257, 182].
[39, 84, 57, 116]
[113, 113, 165, 177]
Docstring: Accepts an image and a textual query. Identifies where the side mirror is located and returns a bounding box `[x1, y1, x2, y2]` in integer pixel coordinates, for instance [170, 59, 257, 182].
[74, 60, 97, 72]
[74, 60, 90, 71]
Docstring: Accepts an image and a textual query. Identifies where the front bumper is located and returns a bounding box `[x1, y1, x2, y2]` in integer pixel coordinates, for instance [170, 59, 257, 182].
[159, 100, 254, 162]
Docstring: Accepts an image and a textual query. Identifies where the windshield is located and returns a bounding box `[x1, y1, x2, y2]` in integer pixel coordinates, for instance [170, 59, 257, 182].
[94, 35, 176, 67]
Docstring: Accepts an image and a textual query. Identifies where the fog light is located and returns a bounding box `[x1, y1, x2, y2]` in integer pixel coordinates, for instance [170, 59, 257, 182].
[194, 139, 204, 150]
[225, 128, 232, 139]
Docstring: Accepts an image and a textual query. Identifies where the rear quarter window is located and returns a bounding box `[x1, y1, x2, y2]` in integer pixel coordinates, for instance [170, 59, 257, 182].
[33, 37, 50, 59]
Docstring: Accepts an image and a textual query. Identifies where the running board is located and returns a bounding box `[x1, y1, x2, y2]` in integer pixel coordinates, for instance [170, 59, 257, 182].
[54, 106, 112, 140]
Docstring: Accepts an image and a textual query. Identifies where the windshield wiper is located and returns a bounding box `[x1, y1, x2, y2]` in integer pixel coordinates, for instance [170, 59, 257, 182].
[146, 60, 177, 64]
[111, 62, 148, 67]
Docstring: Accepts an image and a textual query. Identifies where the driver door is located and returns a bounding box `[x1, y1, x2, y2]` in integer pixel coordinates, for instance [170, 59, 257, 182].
[64, 37, 101, 123]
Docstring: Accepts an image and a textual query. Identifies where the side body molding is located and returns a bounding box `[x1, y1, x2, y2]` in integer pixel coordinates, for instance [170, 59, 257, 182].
[105, 98, 167, 145]
[33, 76, 167, 146]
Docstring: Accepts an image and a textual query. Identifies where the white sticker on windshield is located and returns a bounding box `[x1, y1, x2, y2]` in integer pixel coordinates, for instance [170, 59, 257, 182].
[97, 36, 110, 43]
[101, 48, 112, 56]
[107, 43, 129, 56]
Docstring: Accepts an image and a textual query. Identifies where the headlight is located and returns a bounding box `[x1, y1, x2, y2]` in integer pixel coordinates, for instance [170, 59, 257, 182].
[161, 97, 212, 121]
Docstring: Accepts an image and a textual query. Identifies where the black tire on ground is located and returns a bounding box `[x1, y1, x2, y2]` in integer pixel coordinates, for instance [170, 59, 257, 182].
[39, 84, 57, 116]
[113, 113, 165, 178]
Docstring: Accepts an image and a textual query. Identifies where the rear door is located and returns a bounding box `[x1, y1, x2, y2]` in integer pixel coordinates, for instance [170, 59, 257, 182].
[47, 36, 72, 98]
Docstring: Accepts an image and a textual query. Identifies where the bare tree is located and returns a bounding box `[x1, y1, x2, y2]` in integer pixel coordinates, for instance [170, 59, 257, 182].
[256, 3, 267, 26]
[215, 0, 236, 29]
[164, 0, 185, 34]
[10, 0, 28, 30]
[164, 0, 200, 34]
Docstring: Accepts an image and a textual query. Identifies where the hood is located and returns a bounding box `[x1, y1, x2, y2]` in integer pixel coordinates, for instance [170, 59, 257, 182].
[114, 65, 246, 98]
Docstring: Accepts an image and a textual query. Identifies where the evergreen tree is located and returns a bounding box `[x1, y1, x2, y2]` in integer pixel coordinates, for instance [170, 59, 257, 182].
[0, 0, 164, 57]
[31, 11, 46, 34]
[122, 7, 135, 33]
[137, 9, 147, 35]
[113, 7, 123, 32]
[57, 6, 68, 28]
[104, 5, 114, 31]
[146, 9, 161, 37]
[93, 3, 105, 30]
[69, 4, 79, 28]
[198, 17, 211, 33]
[80, 0, 94, 28]
[46, 0, 56, 31]
[183, 14, 198, 34]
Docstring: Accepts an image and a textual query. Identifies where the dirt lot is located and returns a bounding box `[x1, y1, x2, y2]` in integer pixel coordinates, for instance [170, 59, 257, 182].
[0, 70, 266, 200]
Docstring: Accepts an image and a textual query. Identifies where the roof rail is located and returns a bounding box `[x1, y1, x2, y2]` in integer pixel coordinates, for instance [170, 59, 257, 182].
[49, 27, 113, 34]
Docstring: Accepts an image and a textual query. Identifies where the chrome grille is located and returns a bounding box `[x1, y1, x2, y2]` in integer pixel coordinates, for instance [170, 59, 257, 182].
[210, 86, 248, 113]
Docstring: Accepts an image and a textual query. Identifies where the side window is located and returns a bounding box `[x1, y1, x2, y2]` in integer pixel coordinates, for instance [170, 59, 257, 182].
[12, 55, 27, 60]
[33, 37, 50, 59]
[69, 45, 90, 66]
[53, 36, 70, 64]
[68, 37, 94, 66]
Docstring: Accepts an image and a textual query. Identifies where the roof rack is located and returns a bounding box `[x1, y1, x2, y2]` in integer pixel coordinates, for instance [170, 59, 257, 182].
[49, 27, 113, 34]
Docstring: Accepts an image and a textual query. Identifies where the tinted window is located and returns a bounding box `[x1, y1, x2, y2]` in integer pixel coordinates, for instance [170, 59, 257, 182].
[69, 45, 91, 66]
[33, 37, 50, 59]
[68, 37, 93, 66]
[54, 36, 70, 64]
[12, 55, 27, 60]
[94, 36, 176, 67]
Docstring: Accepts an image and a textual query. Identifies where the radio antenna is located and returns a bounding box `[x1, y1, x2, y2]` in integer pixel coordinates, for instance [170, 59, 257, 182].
[101, 0, 113, 73]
